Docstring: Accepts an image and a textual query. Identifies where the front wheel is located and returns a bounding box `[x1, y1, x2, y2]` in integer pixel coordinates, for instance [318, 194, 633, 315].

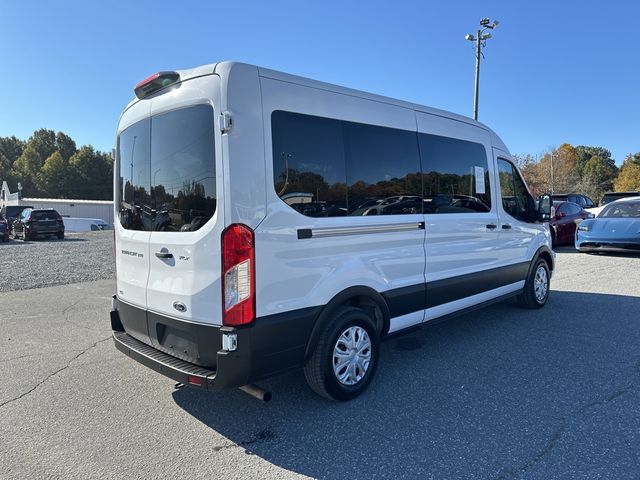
[518, 258, 550, 309]
[304, 306, 379, 401]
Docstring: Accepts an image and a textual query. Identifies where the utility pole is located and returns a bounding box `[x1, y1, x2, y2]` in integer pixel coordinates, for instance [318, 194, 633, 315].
[466, 18, 499, 121]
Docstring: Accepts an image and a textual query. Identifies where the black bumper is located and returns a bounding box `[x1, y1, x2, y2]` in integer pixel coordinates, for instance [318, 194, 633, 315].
[110, 299, 321, 391]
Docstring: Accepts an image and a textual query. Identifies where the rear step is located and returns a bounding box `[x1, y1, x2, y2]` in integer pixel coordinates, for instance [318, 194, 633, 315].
[112, 331, 271, 401]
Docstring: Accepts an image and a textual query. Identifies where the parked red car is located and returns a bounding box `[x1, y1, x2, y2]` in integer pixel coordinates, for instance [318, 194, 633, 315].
[550, 201, 593, 247]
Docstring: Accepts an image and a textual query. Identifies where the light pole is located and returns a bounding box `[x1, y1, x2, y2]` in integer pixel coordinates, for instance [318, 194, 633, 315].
[465, 18, 499, 121]
[550, 153, 555, 195]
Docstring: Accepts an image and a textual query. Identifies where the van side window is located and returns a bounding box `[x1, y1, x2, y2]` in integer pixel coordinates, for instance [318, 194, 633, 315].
[272, 111, 347, 217]
[272, 111, 422, 217]
[418, 133, 491, 214]
[344, 122, 422, 216]
[498, 158, 529, 221]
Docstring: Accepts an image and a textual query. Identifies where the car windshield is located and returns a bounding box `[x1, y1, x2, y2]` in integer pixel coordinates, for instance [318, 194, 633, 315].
[599, 201, 640, 218]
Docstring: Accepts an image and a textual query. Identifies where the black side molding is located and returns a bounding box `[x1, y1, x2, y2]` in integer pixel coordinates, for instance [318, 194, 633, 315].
[297, 229, 312, 239]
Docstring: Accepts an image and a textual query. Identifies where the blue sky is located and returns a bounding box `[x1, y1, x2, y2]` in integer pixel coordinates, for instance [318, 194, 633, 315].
[1, 1, 638, 164]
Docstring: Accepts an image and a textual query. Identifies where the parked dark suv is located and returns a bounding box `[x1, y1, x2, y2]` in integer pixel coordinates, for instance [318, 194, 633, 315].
[551, 193, 595, 209]
[600, 191, 640, 206]
[0, 213, 9, 242]
[1, 205, 33, 233]
[11, 208, 65, 240]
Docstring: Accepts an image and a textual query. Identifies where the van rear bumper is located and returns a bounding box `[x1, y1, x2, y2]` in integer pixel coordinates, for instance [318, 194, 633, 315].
[111, 308, 252, 390]
[110, 299, 321, 391]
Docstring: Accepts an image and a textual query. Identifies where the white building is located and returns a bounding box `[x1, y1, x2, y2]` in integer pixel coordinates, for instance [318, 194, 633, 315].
[1, 181, 114, 224]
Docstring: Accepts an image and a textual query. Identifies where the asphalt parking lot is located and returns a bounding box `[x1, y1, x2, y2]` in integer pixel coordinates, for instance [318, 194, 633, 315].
[1, 240, 639, 479]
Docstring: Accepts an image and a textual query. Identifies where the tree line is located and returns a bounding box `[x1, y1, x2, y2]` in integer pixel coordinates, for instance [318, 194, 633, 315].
[514, 144, 640, 202]
[0, 129, 113, 200]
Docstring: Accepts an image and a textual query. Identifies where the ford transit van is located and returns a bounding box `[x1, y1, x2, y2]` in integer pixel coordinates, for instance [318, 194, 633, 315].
[111, 62, 553, 401]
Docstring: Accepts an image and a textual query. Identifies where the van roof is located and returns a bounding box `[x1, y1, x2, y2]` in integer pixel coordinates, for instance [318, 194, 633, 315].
[124, 61, 510, 154]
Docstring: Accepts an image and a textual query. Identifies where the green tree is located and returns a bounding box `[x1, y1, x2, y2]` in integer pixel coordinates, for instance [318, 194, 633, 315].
[579, 155, 618, 201]
[0, 136, 26, 165]
[37, 151, 70, 197]
[55, 132, 77, 160]
[11, 144, 43, 195]
[28, 129, 57, 162]
[575, 146, 615, 178]
[68, 146, 113, 199]
[614, 154, 640, 192]
[0, 152, 13, 184]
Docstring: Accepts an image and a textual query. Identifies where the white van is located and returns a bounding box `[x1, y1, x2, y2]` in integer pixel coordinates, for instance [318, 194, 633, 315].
[111, 62, 553, 401]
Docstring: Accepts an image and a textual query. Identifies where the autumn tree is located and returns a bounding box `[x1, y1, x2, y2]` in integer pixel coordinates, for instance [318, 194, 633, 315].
[614, 153, 640, 192]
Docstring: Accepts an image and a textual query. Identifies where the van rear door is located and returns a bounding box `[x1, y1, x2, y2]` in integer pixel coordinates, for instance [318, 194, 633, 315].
[145, 76, 224, 327]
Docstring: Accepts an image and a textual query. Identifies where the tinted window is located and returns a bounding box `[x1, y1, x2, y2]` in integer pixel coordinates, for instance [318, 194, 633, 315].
[419, 134, 491, 214]
[32, 210, 60, 220]
[150, 105, 216, 231]
[118, 118, 151, 231]
[117, 105, 216, 231]
[272, 111, 422, 217]
[344, 122, 421, 216]
[272, 111, 346, 217]
[498, 159, 529, 221]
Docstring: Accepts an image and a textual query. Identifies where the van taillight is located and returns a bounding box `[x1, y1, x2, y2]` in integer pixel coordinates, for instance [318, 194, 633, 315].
[222, 224, 255, 326]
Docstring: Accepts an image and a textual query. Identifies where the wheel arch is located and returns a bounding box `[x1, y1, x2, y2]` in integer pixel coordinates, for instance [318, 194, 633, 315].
[303, 286, 390, 361]
[527, 245, 554, 280]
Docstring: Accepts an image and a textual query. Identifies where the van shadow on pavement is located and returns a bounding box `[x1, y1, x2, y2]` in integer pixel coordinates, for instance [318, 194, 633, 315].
[173, 291, 640, 479]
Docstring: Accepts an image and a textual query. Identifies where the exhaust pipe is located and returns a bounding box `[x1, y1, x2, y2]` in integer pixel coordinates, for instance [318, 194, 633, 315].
[239, 384, 272, 402]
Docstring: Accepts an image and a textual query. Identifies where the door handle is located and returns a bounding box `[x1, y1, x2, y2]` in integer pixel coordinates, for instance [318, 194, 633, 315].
[155, 251, 173, 259]
[486, 224, 497, 230]
[501, 224, 512, 230]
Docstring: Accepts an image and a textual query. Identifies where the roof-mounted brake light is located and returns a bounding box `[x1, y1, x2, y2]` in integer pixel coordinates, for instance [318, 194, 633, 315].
[134, 71, 180, 99]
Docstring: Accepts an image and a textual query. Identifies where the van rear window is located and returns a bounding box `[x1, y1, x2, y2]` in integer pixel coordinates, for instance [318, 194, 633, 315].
[117, 104, 216, 232]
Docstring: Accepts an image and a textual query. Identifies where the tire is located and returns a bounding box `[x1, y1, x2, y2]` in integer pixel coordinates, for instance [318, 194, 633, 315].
[57, 232, 64, 240]
[304, 306, 380, 401]
[518, 258, 550, 309]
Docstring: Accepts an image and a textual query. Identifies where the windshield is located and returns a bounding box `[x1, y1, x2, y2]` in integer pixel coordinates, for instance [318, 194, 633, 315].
[599, 201, 640, 218]
[116, 104, 216, 232]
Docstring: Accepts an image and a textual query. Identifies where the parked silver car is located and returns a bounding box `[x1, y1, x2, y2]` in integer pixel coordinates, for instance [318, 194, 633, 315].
[575, 196, 640, 253]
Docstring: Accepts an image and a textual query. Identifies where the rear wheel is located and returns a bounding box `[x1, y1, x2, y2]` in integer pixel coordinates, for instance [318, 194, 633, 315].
[304, 306, 379, 401]
[518, 258, 550, 309]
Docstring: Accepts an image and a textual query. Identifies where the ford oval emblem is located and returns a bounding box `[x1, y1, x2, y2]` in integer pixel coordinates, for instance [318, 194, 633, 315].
[173, 301, 187, 313]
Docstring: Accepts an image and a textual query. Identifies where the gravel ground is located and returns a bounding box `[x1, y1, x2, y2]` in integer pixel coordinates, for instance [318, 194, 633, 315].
[0, 231, 114, 292]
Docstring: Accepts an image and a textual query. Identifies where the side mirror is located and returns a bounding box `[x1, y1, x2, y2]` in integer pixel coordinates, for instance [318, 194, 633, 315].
[537, 194, 552, 222]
